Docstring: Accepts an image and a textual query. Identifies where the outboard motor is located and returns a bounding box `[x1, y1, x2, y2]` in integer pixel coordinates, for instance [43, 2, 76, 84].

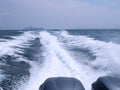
[39, 77, 85, 90]
[92, 76, 120, 90]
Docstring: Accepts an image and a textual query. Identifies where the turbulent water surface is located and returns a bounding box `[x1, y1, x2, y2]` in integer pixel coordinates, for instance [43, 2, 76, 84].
[0, 29, 120, 90]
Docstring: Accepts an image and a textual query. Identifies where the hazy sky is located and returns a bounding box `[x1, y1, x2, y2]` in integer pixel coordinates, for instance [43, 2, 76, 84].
[0, 0, 120, 29]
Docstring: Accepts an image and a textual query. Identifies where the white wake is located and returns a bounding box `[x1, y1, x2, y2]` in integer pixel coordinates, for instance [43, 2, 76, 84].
[58, 31, 120, 74]
[0, 31, 37, 83]
[18, 31, 106, 90]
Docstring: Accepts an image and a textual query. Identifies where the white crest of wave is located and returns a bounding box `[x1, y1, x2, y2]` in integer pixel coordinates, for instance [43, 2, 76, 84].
[0, 31, 37, 82]
[0, 31, 36, 58]
[59, 31, 120, 74]
[18, 31, 105, 90]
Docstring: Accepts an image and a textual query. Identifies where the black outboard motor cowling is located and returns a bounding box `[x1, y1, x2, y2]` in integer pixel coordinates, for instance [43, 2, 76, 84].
[92, 76, 120, 90]
[39, 77, 85, 90]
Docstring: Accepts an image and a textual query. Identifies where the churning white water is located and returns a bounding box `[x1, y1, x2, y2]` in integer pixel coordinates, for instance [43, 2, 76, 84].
[0, 31, 37, 83]
[58, 31, 120, 74]
[16, 31, 114, 90]
[7, 30, 120, 90]
[0, 31, 36, 57]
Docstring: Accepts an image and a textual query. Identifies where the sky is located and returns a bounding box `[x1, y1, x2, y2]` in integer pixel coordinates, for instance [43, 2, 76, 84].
[0, 0, 120, 29]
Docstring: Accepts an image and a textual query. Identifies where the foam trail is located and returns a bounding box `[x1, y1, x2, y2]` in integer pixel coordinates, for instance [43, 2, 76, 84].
[58, 31, 120, 74]
[0, 31, 37, 83]
[0, 31, 37, 62]
[18, 31, 105, 90]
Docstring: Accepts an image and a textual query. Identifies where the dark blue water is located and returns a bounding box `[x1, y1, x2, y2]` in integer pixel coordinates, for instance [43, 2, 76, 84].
[66, 29, 120, 43]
